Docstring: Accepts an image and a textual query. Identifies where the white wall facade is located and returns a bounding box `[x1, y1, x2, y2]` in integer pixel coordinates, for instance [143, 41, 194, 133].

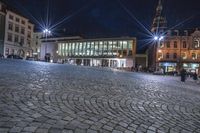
[4, 11, 34, 58]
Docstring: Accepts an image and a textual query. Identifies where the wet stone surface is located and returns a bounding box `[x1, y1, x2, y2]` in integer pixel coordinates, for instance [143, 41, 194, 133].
[0, 59, 200, 133]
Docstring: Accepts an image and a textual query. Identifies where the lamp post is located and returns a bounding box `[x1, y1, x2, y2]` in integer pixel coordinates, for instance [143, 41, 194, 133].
[43, 29, 51, 61]
[154, 35, 164, 71]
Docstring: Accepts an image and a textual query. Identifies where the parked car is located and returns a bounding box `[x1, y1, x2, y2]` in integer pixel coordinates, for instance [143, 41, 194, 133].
[7, 54, 23, 59]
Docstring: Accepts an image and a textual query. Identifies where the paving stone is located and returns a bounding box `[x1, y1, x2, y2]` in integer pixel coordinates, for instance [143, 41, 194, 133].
[23, 126, 37, 132]
[0, 59, 200, 133]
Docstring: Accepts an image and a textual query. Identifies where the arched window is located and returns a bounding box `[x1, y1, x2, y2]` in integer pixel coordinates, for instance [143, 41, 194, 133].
[183, 41, 187, 48]
[166, 41, 170, 48]
[174, 41, 177, 48]
[166, 53, 170, 59]
[173, 53, 177, 59]
[192, 53, 197, 60]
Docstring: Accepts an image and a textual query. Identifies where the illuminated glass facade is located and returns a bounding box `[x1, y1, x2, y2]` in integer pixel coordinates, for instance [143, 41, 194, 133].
[58, 39, 135, 58]
[56, 38, 136, 68]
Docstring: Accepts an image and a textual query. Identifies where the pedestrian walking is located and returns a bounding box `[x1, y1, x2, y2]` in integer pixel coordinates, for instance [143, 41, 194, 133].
[180, 68, 186, 82]
[193, 72, 198, 81]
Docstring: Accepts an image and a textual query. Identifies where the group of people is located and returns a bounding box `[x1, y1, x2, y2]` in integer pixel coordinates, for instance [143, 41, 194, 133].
[44, 55, 50, 62]
[180, 68, 198, 82]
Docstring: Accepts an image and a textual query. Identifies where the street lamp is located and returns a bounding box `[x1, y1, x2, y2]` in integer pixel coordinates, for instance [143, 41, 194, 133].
[153, 35, 164, 71]
[43, 29, 51, 61]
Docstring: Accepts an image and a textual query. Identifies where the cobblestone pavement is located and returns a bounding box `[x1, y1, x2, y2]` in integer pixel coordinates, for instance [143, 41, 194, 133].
[0, 59, 200, 133]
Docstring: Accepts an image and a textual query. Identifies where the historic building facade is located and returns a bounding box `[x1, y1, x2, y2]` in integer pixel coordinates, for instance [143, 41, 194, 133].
[32, 32, 44, 60]
[155, 29, 200, 74]
[0, 1, 6, 56]
[148, 0, 200, 74]
[0, 1, 34, 58]
[148, 0, 167, 71]
[4, 11, 34, 57]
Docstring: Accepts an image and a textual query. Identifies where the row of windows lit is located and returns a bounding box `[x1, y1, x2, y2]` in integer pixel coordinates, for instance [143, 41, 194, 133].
[8, 14, 32, 30]
[160, 41, 187, 48]
[58, 40, 134, 57]
[158, 53, 200, 60]
[8, 22, 32, 37]
[160, 41, 200, 49]
[7, 33, 31, 46]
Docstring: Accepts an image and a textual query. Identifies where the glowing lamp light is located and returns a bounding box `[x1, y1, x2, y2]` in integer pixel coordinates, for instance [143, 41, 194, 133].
[154, 36, 164, 41]
[158, 50, 162, 53]
[154, 36, 158, 40]
[43, 29, 51, 34]
[159, 36, 164, 41]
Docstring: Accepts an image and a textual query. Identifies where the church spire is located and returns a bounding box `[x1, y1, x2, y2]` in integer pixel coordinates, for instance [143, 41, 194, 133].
[156, 0, 163, 16]
[151, 0, 167, 34]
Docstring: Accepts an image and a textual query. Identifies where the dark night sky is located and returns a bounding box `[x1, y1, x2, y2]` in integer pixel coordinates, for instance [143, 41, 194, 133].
[3, 0, 200, 52]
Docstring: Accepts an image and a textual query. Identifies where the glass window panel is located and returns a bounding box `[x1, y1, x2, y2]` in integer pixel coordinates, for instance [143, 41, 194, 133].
[99, 41, 103, 55]
[62, 43, 65, 56]
[75, 42, 79, 56]
[108, 41, 113, 55]
[95, 41, 99, 56]
[87, 42, 90, 56]
[65, 43, 68, 56]
[123, 41, 128, 50]
[79, 42, 82, 56]
[112, 41, 118, 55]
[128, 41, 133, 49]
[72, 43, 75, 56]
[83, 42, 86, 56]
[69, 43, 71, 56]
[91, 42, 95, 56]
[58, 43, 61, 55]
[103, 41, 108, 55]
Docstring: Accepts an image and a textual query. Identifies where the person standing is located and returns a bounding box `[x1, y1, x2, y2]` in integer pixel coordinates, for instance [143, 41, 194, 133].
[193, 72, 198, 81]
[180, 68, 186, 82]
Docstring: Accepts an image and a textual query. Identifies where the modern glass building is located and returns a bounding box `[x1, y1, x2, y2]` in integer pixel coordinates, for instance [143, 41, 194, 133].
[57, 38, 136, 68]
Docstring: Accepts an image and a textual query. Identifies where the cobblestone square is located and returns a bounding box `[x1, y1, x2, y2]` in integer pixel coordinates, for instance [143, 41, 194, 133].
[0, 59, 200, 133]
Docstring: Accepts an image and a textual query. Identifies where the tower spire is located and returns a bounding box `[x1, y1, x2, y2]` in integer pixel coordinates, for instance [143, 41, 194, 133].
[151, 0, 167, 34]
[156, 0, 162, 16]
